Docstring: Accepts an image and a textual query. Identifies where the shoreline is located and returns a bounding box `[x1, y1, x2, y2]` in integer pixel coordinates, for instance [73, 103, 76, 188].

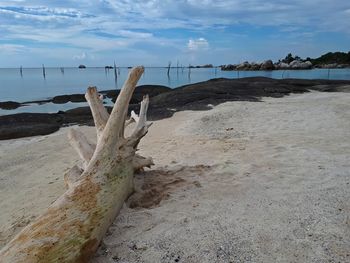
[2, 74, 350, 111]
[0, 77, 350, 140]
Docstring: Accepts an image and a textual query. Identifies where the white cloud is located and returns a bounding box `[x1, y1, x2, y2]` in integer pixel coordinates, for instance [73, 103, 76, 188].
[0, 44, 27, 53]
[0, 0, 349, 66]
[73, 52, 87, 60]
[118, 30, 153, 39]
[187, 38, 209, 51]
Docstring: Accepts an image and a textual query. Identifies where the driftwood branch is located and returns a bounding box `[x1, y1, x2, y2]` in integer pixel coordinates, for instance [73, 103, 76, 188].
[85, 87, 109, 138]
[64, 165, 83, 189]
[133, 153, 154, 172]
[0, 66, 154, 262]
[68, 128, 95, 169]
[125, 110, 139, 127]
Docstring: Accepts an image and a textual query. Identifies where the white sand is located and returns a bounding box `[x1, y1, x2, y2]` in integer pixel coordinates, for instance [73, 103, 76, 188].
[0, 91, 349, 262]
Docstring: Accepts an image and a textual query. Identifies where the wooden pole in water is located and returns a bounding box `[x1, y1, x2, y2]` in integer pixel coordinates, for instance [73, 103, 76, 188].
[114, 61, 118, 81]
[20, 66, 23, 77]
[177, 60, 179, 75]
[167, 61, 171, 77]
[60, 67, 64, 75]
[188, 64, 191, 80]
[42, 64, 46, 79]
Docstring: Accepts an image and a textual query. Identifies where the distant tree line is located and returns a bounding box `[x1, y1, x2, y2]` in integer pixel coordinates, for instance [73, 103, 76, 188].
[280, 51, 350, 65]
[311, 51, 350, 65]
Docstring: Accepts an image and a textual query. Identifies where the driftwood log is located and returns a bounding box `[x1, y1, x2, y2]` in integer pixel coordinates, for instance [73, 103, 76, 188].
[0, 66, 154, 262]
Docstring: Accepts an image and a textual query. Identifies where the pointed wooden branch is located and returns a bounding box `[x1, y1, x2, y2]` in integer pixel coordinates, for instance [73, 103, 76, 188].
[67, 128, 95, 169]
[125, 110, 139, 127]
[101, 67, 144, 147]
[133, 95, 149, 135]
[85, 87, 109, 138]
[0, 66, 154, 263]
[131, 110, 140, 123]
[126, 95, 152, 148]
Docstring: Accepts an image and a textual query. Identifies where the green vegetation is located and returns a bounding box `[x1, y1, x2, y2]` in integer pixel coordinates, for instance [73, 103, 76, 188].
[281, 51, 350, 65]
[282, 53, 302, 64]
[311, 51, 350, 65]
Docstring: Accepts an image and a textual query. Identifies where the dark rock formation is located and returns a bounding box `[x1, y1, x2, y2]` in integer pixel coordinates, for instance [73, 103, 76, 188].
[1, 78, 350, 140]
[250, 63, 261, 70]
[0, 113, 62, 140]
[101, 85, 171, 103]
[0, 85, 172, 110]
[236, 61, 251, 70]
[274, 60, 313, 70]
[260, 60, 274, 70]
[221, 64, 236, 71]
[314, 63, 350, 69]
[52, 94, 86, 104]
[0, 101, 22, 110]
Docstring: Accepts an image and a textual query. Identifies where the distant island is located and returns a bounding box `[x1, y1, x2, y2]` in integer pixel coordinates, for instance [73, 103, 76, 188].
[78, 64, 86, 69]
[189, 64, 213, 68]
[221, 51, 350, 71]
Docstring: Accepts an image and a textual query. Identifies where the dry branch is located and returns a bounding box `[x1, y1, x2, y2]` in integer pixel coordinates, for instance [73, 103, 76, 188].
[0, 66, 154, 263]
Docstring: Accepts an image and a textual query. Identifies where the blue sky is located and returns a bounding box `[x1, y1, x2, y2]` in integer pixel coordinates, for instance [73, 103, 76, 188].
[0, 0, 349, 67]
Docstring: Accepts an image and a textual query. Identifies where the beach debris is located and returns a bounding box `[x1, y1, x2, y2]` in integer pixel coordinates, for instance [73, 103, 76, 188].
[0, 66, 154, 262]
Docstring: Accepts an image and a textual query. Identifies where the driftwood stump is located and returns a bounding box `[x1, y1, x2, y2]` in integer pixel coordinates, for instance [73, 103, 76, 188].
[0, 66, 154, 262]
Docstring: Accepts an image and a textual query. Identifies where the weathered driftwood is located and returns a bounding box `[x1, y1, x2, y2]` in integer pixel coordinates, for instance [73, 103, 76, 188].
[0, 66, 154, 262]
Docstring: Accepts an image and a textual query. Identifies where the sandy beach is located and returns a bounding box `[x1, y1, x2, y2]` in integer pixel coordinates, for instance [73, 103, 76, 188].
[0, 91, 349, 262]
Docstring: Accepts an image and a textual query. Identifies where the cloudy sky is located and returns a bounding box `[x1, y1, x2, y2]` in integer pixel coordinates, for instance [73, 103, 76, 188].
[0, 0, 349, 67]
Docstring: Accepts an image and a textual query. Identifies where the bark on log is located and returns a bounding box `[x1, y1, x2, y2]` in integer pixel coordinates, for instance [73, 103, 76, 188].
[0, 66, 154, 263]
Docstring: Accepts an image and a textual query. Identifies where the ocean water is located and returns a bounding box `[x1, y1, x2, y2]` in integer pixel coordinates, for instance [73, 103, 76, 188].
[0, 67, 349, 115]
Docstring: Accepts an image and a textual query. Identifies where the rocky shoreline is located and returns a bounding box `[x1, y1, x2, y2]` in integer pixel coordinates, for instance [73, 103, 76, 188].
[1, 77, 350, 140]
[221, 51, 350, 71]
[220, 60, 350, 71]
[0, 85, 171, 110]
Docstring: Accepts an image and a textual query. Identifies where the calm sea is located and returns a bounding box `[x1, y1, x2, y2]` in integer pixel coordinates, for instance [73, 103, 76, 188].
[0, 67, 349, 115]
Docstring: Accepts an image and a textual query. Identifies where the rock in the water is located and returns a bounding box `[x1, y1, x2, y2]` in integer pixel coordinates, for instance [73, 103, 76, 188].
[236, 61, 251, 70]
[250, 62, 261, 70]
[220, 64, 236, 71]
[275, 62, 290, 69]
[0, 101, 22, 110]
[289, 60, 313, 69]
[52, 94, 86, 104]
[260, 60, 274, 70]
[101, 85, 171, 103]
